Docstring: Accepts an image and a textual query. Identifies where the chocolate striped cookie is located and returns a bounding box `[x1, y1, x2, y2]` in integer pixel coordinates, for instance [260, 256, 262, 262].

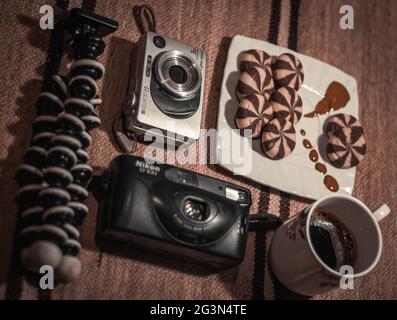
[236, 66, 274, 101]
[273, 53, 304, 90]
[261, 118, 296, 160]
[325, 113, 363, 138]
[239, 49, 272, 72]
[271, 87, 303, 125]
[327, 127, 366, 169]
[235, 94, 273, 138]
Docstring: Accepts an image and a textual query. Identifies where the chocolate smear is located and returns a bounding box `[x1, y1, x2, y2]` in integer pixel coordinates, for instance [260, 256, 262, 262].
[305, 81, 350, 118]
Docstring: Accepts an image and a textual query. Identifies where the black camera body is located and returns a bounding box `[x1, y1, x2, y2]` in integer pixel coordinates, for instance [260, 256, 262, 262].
[94, 155, 251, 269]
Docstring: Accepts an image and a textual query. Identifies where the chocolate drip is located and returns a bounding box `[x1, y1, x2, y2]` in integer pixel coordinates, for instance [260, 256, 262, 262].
[315, 163, 327, 174]
[301, 135, 338, 192]
[303, 139, 312, 149]
[324, 175, 339, 192]
[304, 81, 350, 118]
[309, 149, 319, 162]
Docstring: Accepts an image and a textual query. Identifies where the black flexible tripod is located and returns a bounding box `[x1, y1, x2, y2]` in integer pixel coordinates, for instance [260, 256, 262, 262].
[14, 9, 117, 283]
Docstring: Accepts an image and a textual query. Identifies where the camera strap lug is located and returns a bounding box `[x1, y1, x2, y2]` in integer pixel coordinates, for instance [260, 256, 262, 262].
[133, 4, 157, 35]
[113, 110, 137, 154]
[122, 91, 137, 117]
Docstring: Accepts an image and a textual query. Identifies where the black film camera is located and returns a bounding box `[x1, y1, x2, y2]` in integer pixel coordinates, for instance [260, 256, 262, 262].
[94, 155, 251, 269]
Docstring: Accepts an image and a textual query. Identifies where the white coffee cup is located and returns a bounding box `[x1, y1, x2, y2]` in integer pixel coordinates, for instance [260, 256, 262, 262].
[269, 193, 390, 296]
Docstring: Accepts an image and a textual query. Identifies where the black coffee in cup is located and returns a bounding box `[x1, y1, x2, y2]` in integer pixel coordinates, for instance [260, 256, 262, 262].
[309, 211, 356, 270]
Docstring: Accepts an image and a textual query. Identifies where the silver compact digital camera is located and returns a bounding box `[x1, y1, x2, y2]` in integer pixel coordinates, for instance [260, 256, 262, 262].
[122, 32, 206, 145]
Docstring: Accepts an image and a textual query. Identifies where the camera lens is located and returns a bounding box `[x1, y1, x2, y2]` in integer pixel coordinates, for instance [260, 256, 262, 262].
[154, 50, 202, 100]
[153, 36, 166, 48]
[183, 199, 208, 222]
[169, 65, 187, 84]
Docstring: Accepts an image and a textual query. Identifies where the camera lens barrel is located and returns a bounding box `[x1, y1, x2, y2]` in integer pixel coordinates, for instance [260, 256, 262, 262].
[154, 50, 202, 100]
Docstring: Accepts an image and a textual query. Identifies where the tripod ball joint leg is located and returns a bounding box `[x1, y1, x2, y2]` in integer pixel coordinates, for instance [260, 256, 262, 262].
[14, 9, 118, 283]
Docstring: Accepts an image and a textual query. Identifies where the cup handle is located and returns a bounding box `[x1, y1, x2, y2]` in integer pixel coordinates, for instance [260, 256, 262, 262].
[373, 204, 391, 222]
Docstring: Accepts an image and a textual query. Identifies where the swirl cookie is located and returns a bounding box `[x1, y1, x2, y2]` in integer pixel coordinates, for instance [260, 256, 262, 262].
[327, 127, 366, 169]
[239, 49, 272, 72]
[235, 94, 273, 138]
[273, 53, 304, 90]
[236, 66, 274, 101]
[325, 113, 363, 138]
[271, 87, 303, 125]
[261, 118, 296, 160]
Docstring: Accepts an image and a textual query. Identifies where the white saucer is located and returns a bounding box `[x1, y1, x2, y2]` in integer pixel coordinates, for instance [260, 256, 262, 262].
[216, 35, 358, 200]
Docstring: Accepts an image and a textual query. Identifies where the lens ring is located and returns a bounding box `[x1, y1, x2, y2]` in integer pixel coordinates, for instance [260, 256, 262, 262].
[169, 65, 187, 84]
[182, 198, 209, 222]
[154, 50, 202, 99]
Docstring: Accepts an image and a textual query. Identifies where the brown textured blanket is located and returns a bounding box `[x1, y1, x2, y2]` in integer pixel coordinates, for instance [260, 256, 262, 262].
[0, 0, 396, 300]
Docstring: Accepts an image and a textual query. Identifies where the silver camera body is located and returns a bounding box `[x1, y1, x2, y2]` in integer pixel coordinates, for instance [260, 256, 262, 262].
[123, 32, 206, 145]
